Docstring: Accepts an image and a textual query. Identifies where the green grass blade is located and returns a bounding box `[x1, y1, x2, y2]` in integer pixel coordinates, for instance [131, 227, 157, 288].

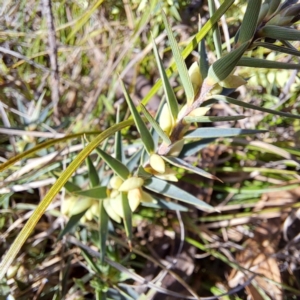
[163, 156, 220, 181]
[74, 186, 107, 199]
[121, 80, 155, 154]
[86, 156, 100, 187]
[161, 11, 194, 105]
[237, 0, 261, 45]
[99, 200, 108, 263]
[238, 57, 300, 69]
[184, 128, 267, 139]
[121, 192, 132, 246]
[115, 106, 123, 162]
[152, 34, 179, 119]
[145, 177, 214, 211]
[97, 148, 130, 181]
[138, 0, 234, 109]
[259, 25, 300, 41]
[140, 104, 171, 145]
[204, 95, 300, 119]
[184, 115, 246, 123]
[208, 0, 222, 58]
[0, 131, 100, 172]
[66, 0, 104, 42]
[0, 119, 135, 280]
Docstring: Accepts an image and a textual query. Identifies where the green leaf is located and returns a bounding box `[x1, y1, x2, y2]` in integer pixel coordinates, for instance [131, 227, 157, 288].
[86, 156, 100, 187]
[204, 95, 300, 120]
[208, 0, 222, 58]
[184, 115, 246, 123]
[121, 80, 155, 154]
[97, 148, 130, 181]
[138, 0, 234, 109]
[115, 106, 123, 161]
[145, 177, 214, 211]
[161, 11, 194, 105]
[74, 186, 107, 199]
[58, 210, 88, 240]
[164, 156, 220, 181]
[238, 57, 300, 69]
[63, 180, 81, 193]
[207, 41, 250, 83]
[152, 35, 179, 119]
[199, 36, 209, 79]
[259, 25, 300, 41]
[126, 147, 143, 173]
[253, 42, 300, 57]
[99, 201, 108, 263]
[141, 197, 188, 211]
[140, 104, 171, 145]
[121, 192, 132, 245]
[184, 127, 267, 139]
[237, 0, 261, 45]
[180, 138, 216, 158]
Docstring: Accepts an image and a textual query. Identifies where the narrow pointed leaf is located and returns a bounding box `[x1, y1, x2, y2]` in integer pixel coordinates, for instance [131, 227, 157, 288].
[121, 192, 132, 244]
[184, 115, 246, 123]
[184, 128, 267, 139]
[253, 42, 300, 57]
[97, 148, 130, 180]
[238, 57, 300, 70]
[208, 0, 222, 58]
[121, 80, 154, 154]
[161, 11, 194, 105]
[99, 200, 108, 263]
[74, 186, 107, 199]
[126, 147, 143, 172]
[208, 41, 250, 83]
[199, 36, 209, 79]
[145, 177, 214, 211]
[58, 210, 88, 240]
[259, 25, 300, 41]
[62, 181, 81, 193]
[163, 156, 220, 181]
[140, 104, 171, 145]
[237, 0, 261, 45]
[180, 138, 216, 158]
[138, 0, 234, 109]
[86, 156, 100, 187]
[204, 95, 300, 120]
[152, 35, 179, 119]
[141, 197, 188, 211]
[115, 106, 123, 161]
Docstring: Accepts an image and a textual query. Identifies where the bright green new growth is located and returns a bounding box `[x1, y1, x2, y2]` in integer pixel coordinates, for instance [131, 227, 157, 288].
[1, 2, 300, 296]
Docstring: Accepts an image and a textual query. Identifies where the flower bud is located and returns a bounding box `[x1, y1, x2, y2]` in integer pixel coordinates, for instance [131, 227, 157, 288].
[70, 198, 94, 216]
[188, 61, 203, 96]
[149, 153, 166, 174]
[103, 197, 122, 223]
[128, 188, 142, 212]
[118, 177, 144, 192]
[109, 175, 123, 190]
[219, 74, 247, 89]
[188, 107, 210, 117]
[159, 103, 174, 135]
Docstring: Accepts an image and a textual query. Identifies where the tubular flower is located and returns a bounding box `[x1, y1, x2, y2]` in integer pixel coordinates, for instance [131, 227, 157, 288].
[103, 175, 156, 223]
